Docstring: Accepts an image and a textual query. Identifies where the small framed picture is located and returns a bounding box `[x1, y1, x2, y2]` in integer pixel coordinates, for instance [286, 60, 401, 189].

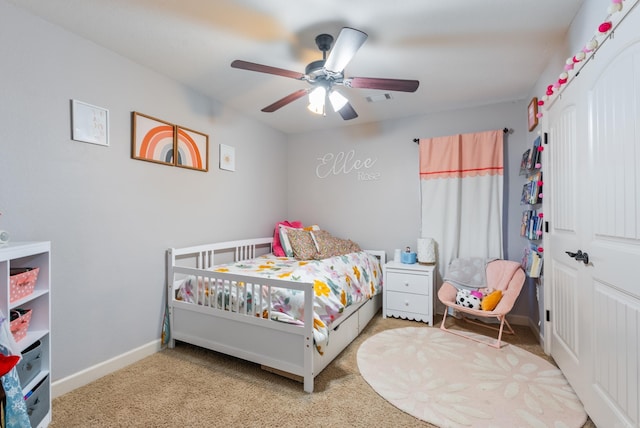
[71, 100, 109, 146]
[219, 144, 236, 171]
[175, 126, 209, 172]
[528, 97, 539, 132]
[131, 112, 175, 166]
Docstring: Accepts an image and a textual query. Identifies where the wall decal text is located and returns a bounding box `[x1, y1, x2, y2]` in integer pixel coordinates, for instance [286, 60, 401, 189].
[316, 150, 379, 180]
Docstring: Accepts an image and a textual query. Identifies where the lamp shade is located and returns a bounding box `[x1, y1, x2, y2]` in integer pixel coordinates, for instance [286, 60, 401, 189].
[307, 87, 326, 115]
[329, 90, 348, 111]
[417, 238, 436, 264]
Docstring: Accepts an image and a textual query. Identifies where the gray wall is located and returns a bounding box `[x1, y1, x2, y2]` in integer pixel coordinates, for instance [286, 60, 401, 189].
[0, 1, 288, 381]
[286, 102, 538, 320]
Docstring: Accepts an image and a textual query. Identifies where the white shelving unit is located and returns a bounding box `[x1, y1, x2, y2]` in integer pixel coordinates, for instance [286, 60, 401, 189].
[1, 241, 51, 428]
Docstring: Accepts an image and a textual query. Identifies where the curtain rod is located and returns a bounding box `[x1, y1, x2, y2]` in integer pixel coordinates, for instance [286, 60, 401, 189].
[413, 127, 511, 143]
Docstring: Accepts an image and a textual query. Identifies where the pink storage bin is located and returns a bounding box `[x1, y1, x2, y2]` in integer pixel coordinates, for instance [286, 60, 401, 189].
[10, 309, 33, 342]
[9, 267, 39, 302]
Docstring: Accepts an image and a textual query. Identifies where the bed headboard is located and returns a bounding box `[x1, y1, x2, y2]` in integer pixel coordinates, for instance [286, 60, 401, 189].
[364, 250, 386, 267]
[168, 238, 386, 272]
[169, 237, 274, 270]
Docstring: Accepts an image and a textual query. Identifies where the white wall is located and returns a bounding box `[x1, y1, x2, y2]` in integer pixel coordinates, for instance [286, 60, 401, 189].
[0, 1, 288, 381]
[286, 101, 538, 320]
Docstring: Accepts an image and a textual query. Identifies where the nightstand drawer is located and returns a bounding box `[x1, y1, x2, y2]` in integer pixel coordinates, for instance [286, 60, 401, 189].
[386, 291, 431, 313]
[385, 271, 431, 295]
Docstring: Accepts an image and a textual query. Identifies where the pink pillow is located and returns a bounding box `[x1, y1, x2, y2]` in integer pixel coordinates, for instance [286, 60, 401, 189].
[273, 221, 302, 256]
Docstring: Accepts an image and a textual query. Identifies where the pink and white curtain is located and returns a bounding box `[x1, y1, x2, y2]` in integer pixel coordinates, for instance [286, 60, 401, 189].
[419, 130, 504, 277]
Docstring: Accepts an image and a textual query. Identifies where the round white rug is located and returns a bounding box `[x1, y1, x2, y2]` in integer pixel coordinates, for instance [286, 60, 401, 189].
[357, 327, 587, 428]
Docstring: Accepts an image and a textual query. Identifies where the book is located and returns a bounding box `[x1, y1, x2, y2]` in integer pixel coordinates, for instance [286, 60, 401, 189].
[530, 136, 542, 169]
[522, 243, 544, 278]
[525, 147, 534, 170]
[524, 171, 542, 204]
[520, 149, 531, 175]
[530, 252, 543, 278]
[521, 183, 531, 205]
[521, 136, 542, 174]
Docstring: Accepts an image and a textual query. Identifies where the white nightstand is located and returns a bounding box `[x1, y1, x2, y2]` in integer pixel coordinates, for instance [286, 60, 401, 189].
[383, 261, 435, 325]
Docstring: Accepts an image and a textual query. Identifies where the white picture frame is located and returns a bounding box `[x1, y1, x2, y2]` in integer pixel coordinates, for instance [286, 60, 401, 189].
[219, 144, 235, 171]
[71, 99, 109, 146]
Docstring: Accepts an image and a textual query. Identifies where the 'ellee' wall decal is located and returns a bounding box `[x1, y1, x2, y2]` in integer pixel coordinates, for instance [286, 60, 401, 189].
[316, 150, 380, 181]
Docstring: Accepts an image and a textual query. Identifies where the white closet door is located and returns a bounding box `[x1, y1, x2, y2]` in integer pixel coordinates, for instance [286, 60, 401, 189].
[546, 8, 640, 427]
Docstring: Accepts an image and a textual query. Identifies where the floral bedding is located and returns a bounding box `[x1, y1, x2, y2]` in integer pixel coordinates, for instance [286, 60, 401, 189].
[175, 251, 382, 354]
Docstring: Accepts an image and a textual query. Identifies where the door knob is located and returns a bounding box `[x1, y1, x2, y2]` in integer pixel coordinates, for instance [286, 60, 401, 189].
[566, 250, 589, 265]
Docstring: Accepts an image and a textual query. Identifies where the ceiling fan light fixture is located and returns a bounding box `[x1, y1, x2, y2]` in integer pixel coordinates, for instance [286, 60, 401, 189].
[307, 87, 326, 115]
[329, 90, 349, 112]
[231, 27, 420, 120]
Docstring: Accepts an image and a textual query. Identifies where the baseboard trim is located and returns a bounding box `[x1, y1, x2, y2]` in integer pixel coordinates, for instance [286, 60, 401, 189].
[527, 317, 544, 347]
[51, 339, 162, 399]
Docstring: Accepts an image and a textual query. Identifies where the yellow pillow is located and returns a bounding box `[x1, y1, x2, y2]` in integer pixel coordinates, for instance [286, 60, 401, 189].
[481, 290, 503, 311]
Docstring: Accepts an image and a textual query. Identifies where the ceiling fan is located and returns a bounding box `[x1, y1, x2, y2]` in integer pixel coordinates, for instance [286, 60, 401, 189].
[231, 27, 420, 120]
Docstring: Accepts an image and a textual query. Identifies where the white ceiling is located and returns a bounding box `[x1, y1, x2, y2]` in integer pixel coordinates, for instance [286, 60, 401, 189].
[8, 0, 584, 134]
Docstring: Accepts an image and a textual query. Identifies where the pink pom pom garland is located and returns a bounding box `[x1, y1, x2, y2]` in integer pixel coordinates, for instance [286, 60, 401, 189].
[598, 21, 613, 33]
[534, 0, 627, 123]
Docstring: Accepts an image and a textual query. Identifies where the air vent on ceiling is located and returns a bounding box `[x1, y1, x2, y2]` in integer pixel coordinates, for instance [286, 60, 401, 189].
[366, 93, 393, 103]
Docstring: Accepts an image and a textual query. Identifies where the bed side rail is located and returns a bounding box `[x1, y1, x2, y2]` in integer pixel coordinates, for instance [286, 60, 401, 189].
[167, 264, 316, 392]
[170, 266, 314, 330]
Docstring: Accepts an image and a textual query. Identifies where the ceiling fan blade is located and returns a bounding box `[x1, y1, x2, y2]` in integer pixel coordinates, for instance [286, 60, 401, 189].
[231, 60, 305, 80]
[345, 77, 420, 92]
[261, 89, 309, 112]
[323, 27, 368, 73]
[337, 102, 358, 120]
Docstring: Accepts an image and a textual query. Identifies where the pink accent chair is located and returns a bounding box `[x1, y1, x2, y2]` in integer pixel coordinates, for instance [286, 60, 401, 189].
[437, 259, 526, 348]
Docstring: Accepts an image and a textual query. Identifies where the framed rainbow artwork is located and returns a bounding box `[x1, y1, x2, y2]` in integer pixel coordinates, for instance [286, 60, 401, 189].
[176, 126, 208, 172]
[132, 112, 176, 166]
[131, 112, 209, 172]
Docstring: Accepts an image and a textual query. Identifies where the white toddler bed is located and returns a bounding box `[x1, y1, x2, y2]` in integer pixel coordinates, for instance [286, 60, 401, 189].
[166, 237, 384, 393]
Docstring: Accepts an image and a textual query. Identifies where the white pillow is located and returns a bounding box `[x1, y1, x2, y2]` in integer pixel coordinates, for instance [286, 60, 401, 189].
[278, 225, 296, 257]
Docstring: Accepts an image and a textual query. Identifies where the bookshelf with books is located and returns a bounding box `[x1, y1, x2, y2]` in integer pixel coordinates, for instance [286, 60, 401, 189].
[520, 135, 544, 278]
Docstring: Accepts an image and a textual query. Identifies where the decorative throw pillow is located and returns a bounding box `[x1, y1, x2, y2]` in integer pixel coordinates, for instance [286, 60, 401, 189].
[303, 224, 321, 251]
[273, 221, 302, 257]
[481, 289, 503, 311]
[279, 225, 302, 257]
[313, 230, 361, 259]
[287, 229, 318, 260]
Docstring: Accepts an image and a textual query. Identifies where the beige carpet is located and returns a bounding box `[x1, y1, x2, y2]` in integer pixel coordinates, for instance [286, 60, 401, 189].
[357, 327, 587, 427]
[50, 314, 596, 427]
